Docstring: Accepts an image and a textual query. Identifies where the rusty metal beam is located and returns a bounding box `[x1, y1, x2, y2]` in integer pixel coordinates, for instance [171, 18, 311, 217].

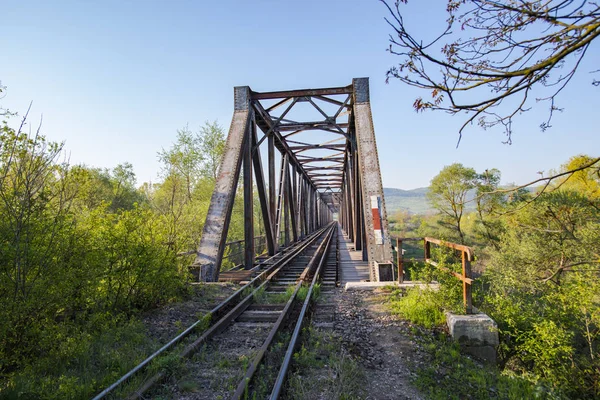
[243, 111, 254, 270]
[277, 121, 349, 132]
[297, 156, 345, 161]
[193, 86, 251, 282]
[313, 94, 352, 109]
[288, 144, 346, 152]
[252, 101, 318, 193]
[251, 123, 276, 256]
[251, 85, 353, 100]
[352, 77, 393, 280]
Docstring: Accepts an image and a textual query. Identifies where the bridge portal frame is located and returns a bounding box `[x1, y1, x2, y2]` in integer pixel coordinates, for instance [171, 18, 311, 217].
[192, 78, 392, 282]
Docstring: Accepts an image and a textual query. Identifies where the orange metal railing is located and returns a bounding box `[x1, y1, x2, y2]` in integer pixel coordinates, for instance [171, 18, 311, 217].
[392, 236, 474, 314]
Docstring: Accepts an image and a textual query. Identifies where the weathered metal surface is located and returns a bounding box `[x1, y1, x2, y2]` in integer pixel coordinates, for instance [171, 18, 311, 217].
[243, 112, 255, 270]
[192, 86, 251, 282]
[393, 236, 474, 313]
[192, 78, 395, 284]
[352, 77, 393, 280]
[251, 85, 353, 100]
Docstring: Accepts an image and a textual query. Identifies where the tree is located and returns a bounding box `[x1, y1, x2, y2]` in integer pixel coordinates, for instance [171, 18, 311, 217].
[427, 163, 478, 243]
[198, 121, 225, 182]
[152, 122, 226, 254]
[0, 80, 12, 117]
[382, 0, 600, 143]
[483, 188, 600, 395]
[474, 168, 505, 248]
[557, 154, 600, 198]
[0, 118, 71, 302]
[158, 126, 202, 201]
[68, 163, 144, 212]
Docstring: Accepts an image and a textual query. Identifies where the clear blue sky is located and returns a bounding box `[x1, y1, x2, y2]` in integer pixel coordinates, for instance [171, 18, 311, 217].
[2, 0, 598, 189]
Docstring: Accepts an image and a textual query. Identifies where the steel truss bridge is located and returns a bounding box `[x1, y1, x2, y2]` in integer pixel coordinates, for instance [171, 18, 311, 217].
[93, 79, 480, 400]
[192, 77, 394, 282]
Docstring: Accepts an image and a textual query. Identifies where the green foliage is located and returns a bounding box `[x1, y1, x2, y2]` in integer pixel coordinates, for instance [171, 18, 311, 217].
[0, 115, 227, 397]
[410, 156, 599, 398]
[481, 190, 600, 397]
[2, 318, 158, 400]
[413, 333, 545, 400]
[428, 163, 478, 244]
[387, 286, 446, 328]
[297, 283, 321, 302]
[152, 122, 228, 258]
[473, 168, 505, 249]
[287, 327, 365, 400]
[254, 285, 295, 304]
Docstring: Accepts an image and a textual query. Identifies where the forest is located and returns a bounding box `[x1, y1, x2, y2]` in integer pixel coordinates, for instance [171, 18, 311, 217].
[388, 158, 600, 398]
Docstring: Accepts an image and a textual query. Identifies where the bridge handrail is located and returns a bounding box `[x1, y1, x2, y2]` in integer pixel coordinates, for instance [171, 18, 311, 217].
[177, 236, 268, 271]
[220, 236, 267, 271]
[391, 236, 474, 314]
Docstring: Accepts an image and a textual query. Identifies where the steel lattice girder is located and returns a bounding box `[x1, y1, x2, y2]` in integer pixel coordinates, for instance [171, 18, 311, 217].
[192, 78, 392, 282]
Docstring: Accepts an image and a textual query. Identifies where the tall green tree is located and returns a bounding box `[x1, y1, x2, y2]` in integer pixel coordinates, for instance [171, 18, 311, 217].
[474, 168, 505, 248]
[158, 126, 203, 201]
[153, 122, 226, 254]
[484, 189, 600, 396]
[427, 163, 477, 244]
[198, 121, 225, 182]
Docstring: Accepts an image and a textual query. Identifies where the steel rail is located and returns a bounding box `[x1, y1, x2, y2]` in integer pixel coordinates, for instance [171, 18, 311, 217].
[92, 226, 329, 400]
[231, 223, 336, 399]
[126, 226, 331, 399]
[270, 224, 336, 399]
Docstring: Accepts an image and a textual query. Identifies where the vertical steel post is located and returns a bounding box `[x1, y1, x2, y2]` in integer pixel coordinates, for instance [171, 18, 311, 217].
[243, 114, 254, 270]
[250, 123, 275, 256]
[193, 86, 251, 282]
[284, 173, 290, 246]
[286, 166, 298, 241]
[462, 251, 473, 314]
[353, 153, 363, 251]
[268, 134, 276, 251]
[352, 77, 393, 280]
[345, 161, 354, 241]
[397, 238, 404, 283]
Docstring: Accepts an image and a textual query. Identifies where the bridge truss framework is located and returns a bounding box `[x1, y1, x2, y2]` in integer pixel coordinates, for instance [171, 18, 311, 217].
[192, 78, 393, 282]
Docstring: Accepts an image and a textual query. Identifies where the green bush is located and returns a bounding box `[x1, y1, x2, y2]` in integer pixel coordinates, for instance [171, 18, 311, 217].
[413, 333, 546, 400]
[387, 287, 446, 328]
[2, 318, 157, 400]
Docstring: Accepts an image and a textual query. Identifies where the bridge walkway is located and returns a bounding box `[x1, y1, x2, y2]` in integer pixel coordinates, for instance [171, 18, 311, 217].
[338, 223, 370, 284]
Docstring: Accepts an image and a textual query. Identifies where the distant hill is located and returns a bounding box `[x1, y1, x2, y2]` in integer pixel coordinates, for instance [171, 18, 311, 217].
[383, 187, 433, 215]
[383, 187, 481, 215]
[383, 185, 537, 215]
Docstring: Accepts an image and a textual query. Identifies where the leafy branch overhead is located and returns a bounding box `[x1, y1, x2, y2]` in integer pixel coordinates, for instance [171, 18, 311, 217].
[382, 0, 600, 144]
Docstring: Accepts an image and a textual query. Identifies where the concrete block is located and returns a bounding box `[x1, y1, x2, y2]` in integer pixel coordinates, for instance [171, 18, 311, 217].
[446, 311, 499, 363]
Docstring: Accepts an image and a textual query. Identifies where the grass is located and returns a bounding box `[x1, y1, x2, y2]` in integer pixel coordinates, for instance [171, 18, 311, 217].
[297, 283, 320, 302]
[1, 284, 223, 400]
[386, 286, 446, 328]
[285, 327, 365, 400]
[1, 318, 160, 400]
[254, 285, 295, 304]
[248, 331, 291, 399]
[411, 332, 551, 400]
[383, 282, 552, 399]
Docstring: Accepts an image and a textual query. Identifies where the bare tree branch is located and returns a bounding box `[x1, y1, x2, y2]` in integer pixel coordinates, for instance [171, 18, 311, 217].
[383, 0, 600, 143]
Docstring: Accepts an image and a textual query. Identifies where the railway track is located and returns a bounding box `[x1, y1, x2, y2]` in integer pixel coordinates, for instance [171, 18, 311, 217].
[93, 222, 338, 400]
